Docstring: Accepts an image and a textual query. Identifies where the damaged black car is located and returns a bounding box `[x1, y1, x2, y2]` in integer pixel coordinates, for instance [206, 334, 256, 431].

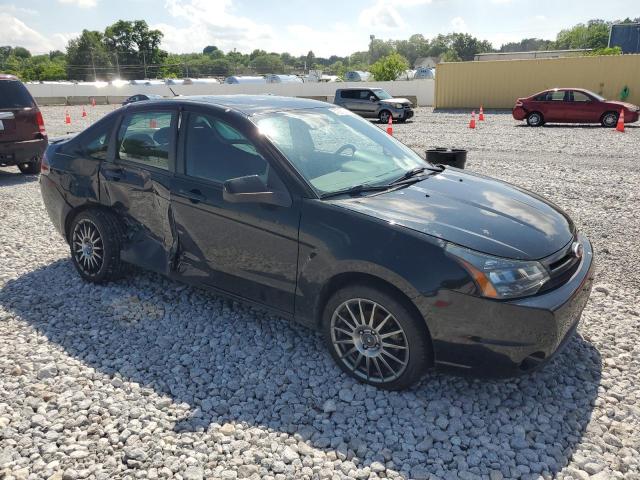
[40, 95, 594, 390]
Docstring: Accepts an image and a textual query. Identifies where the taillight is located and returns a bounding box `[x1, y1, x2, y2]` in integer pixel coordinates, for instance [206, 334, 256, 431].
[36, 111, 47, 135]
[515, 100, 524, 107]
[41, 149, 50, 174]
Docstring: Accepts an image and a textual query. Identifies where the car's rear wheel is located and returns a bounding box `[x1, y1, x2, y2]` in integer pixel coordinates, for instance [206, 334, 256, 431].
[379, 110, 392, 124]
[17, 157, 41, 174]
[69, 210, 128, 283]
[601, 111, 618, 128]
[526, 111, 544, 127]
[323, 284, 430, 390]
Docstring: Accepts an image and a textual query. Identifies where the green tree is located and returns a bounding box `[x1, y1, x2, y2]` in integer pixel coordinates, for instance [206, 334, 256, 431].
[66, 30, 112, 80]
[499, 38, 554, 52]
[13, 46, 31, 59]
[369, 53, 409, 81]
[250, 54, 284, 74]
[555, 19, 610, 49]
[586, 46, 623, 56]
[440, 50, 461, 62]
[103, 20, 167, 78]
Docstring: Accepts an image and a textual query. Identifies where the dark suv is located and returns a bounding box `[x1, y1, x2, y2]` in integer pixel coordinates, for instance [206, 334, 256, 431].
[0, 74, 48, 174]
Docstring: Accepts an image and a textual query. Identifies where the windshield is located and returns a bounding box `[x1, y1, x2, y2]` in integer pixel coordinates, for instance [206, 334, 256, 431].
[373, 89, 393, 100]
[254, 107, 425, 195]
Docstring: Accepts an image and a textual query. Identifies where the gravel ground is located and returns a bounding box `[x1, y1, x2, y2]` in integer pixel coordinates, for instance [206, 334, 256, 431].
[1, 106, 639, 480]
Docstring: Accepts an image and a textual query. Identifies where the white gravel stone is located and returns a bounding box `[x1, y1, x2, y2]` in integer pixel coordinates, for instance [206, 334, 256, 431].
[1, 106, 639, 479]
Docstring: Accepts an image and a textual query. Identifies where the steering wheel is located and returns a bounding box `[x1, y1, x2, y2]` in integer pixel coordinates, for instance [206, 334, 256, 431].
[335, 143, 357, 156]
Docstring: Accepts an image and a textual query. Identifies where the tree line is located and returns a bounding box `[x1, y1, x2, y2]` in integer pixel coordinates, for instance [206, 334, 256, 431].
[1, 17, 638, 82]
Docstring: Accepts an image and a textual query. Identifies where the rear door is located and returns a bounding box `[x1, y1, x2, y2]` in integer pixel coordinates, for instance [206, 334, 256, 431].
[99, 106, 178, 274]
[540, 90, 569, 122]
[0, 80, 38, 144]
[170, 107, 300, 313]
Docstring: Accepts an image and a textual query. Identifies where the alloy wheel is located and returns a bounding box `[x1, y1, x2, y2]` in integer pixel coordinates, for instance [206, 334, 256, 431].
[603, 113, 617, 127]
[330, 298, 409, 384]
[380, 111, 391, 124]
[72, 219, 104, 275]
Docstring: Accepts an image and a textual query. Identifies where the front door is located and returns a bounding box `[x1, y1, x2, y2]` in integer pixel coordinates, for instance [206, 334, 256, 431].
[567, 90, 599, 122]
[170, 108, 300, 313]
[99, 107, 178, 274]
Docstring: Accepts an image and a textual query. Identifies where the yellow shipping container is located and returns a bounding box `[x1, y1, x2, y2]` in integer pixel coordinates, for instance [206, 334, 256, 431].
[435, 54, 640, 109]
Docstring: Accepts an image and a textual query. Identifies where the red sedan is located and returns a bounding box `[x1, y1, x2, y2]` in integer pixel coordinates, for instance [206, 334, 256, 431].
[513, 88, 640, 127]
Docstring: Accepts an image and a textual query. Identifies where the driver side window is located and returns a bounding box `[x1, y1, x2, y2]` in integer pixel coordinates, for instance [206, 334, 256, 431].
[184, 113, 268, 183]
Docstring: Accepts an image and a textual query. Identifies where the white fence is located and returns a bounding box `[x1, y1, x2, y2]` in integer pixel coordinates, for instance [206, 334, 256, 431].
[26, 80, 435, 107]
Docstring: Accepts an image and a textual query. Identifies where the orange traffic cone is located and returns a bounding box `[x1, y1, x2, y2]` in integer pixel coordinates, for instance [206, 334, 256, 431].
[616, 109, 625, 133]
[91, 97, 96, 107]
[82, 107, 87, 118]
[386, 115, 393, 135]
[65, 111, 71, 124]
[479, 105, 485, 121]
[469, 110, 476, 129]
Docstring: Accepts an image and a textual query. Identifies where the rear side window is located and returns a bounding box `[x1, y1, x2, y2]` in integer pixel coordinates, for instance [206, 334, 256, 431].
[0, 80, 35, 109]
[549, 91, 567, 101]
[340, 90, 357, 99]
[117, 111, 174, 170]
[65, 116, 116, 160]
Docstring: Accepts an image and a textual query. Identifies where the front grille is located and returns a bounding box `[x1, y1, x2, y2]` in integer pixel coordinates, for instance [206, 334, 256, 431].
[538, 238, 581, 294]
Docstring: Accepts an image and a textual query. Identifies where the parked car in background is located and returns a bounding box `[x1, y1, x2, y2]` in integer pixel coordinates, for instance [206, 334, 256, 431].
[513, 88, 640, 127]
[334, 88, 414, 123]
[40, 95, 594, 390]
[0, 74, 47, 174]
[122, 94, 163, 106]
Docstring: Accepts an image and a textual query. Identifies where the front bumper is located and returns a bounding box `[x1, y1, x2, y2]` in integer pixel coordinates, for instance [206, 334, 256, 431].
[393, 108, 414, 120]
[415, 233, 595, 377]
[624, 111, 639, 123]
[0, 137, 47, 166]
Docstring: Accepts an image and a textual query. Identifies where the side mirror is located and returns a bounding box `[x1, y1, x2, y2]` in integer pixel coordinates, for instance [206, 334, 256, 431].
[223, 175, 291, 207]
[369, 96, 377, 102]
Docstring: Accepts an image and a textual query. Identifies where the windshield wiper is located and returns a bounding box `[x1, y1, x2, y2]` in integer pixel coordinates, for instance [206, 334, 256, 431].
[390, 164, 445, 185]
[320, 183, 393, 199]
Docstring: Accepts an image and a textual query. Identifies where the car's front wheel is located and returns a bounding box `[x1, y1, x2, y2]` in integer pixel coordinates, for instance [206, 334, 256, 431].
[526, 111, 544, 127]
[379, 110, 392, 124]
[601, 111, 618, 128]
[17, 157, 41, 174]
[323, 284, 431, 390]
[69, 209, 128, 283]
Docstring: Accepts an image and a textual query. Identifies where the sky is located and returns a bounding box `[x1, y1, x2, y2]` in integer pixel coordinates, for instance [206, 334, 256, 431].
[0, 0, 638, 57]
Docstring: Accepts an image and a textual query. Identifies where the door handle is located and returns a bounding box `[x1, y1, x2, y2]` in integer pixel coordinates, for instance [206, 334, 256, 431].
[179, 188, 206, 204]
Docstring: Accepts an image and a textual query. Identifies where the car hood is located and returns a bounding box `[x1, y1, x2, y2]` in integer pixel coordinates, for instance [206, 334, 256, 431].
[331, 169, 575, 260]
[380, 98, 412, 106]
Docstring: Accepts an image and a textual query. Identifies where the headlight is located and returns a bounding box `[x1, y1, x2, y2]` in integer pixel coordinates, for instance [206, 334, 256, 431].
[395, 103, 404, 109]
[446, 243, 550, 299]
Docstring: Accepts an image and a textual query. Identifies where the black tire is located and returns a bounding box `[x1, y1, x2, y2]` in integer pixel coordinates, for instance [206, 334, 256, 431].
[69, 209, 128, 283]
[322, 284, 431, 390]
[526, 111, 544, 127]
[17, 157, 41, 174]
[601, 111, 618, 128]
[379, 110, 392, 124]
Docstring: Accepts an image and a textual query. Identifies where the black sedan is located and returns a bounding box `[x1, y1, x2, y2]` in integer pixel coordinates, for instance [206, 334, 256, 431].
[121, 93, 163, 106]
[39, 95, 594, 390]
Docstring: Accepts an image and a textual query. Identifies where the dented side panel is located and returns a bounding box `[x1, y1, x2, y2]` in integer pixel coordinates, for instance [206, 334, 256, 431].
[99, 162, 175, 275]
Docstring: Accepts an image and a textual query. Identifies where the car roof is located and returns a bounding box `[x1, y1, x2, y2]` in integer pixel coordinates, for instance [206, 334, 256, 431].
[147, 95, 331, 116]
[337, 87, 375, 91]
[0, 74, 20, 81]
